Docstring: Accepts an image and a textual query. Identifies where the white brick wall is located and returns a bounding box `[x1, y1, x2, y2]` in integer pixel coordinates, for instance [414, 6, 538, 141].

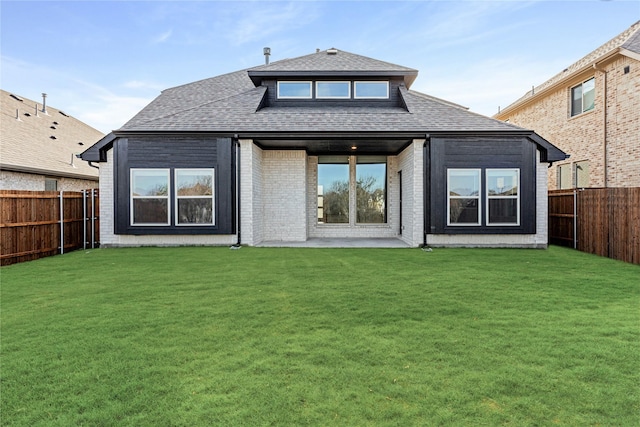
[239, 140, 263, 246]
[0, 170, 97, 191]
[262, 150, 307, 242]
[397, 140, 425, 247]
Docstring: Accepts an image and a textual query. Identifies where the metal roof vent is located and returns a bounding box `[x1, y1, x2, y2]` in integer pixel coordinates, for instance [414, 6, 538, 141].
[327, 48, 338, 55]
[263, 47, 271, 65]
[42, 93, 47, 114]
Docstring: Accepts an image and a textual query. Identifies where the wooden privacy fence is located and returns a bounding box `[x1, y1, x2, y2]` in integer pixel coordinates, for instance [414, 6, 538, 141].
[549, 188, 640, 264]
[1, 189, 99, 266]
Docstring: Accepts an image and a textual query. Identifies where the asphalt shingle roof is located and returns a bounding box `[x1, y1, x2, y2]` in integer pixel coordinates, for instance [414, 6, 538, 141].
[119, 49, 520, 134]
[1, 89, 103, 179]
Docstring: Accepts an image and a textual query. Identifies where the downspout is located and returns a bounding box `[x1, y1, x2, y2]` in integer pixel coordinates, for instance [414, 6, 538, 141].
[593, 63, 608, 187]
[423, 134, 431, 248]
[234, 136, 241, 247]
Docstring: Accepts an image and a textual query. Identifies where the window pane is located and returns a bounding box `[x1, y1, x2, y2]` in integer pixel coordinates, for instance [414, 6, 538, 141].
[558, 164, 572, 189]
[178, 199, 213, 224]
[449, 170, 480, 197]
[450, 199, 479, 224]
[576, 161, 589, 188]
[356, 161, 386, 223]
[582, 78, 595, 112]
[132, 170, 168, 196]
[318, 162, 349, 224]
[278, 82, 311, 98]
[488, 199, 518, 224]
[354, 82, 388, 98]
[176, 170, 213, 196]
[317, 82, 350, 98]
[571, 85, 583, 116]
[487, 170, 518, 196]
[133, 199, 168, 224]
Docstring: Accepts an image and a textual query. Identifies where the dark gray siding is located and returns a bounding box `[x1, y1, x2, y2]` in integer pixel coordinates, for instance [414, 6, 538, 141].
[428, 136, 537, 234]
[262, 77, 406, 108]
[114, 136, 235, 235]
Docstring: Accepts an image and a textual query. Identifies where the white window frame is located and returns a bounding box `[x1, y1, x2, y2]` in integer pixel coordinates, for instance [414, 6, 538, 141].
[130, 168, 170, 226]
[354, 81, 389, 99]
[175, 168, 215, 226]
[277, 81, 312, 99]
[447, 169, 481, 226]
[486, 168, 520, 226]
[570, 77, 595, 117]
[315, 81, 351, 99]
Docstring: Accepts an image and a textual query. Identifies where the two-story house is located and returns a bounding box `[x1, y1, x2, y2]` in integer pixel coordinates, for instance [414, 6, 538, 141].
[494, 21, 640, 189]
[81, 48, 566, 248]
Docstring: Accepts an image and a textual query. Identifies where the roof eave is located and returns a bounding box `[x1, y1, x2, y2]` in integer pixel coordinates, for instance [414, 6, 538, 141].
[0, 164, 99, 181]
[247, 70, 419, 88]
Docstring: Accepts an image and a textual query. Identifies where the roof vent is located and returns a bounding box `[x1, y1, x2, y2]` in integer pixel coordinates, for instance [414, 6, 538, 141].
[42, 93, 47, 114]
[10, 94, 23, 102]
[263, 47, 271, 65]
[327, 48, 338, 55]
[59, 111, 69, 117]
[50, 135, 57, 140]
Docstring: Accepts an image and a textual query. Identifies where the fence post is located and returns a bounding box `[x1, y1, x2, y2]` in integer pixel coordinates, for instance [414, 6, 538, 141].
[91, 189, 96, 249]
[59, 191, 64, 254]
[82, 189, 87, 250]
[573, 189, 578, 249]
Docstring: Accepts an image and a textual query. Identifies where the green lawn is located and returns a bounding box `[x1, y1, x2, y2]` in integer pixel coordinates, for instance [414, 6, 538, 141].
[1, 246, 639, 426]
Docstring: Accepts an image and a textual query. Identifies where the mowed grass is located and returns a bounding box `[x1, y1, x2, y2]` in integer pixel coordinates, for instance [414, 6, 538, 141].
[1, 246, 639, 426]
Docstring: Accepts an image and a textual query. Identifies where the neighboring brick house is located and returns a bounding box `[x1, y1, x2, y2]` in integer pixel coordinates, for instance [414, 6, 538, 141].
[81, 48, 566, 248]
[0, 89, 103, 191]
[494, 21, 640, 189]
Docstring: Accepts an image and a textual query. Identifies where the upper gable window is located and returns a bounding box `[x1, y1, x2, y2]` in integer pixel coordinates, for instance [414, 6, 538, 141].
[354, 81, 389, 99]
[277, 81, 312, 99]
[316, 81, 350, 99]
[570, 78, 594, 116]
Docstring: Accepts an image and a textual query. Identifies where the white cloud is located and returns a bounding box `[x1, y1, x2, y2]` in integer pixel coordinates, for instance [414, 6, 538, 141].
[152, 29, 173, 44]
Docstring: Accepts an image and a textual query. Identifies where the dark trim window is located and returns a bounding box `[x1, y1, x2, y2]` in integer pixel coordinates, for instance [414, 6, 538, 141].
[354, 81, 389, 99]
[175, 169, 215, 225]
[317, 155, 387, 225]
[131, 169, 170, 225]
[570, 78, 595, 116]
[316, 81, 350, 99]
[277, 81, 312, 99]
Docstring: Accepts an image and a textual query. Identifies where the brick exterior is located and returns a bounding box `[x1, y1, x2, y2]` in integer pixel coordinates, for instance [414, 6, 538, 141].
[496, 54, 639, 189]
[0, 170, 98, 191]
[397, 140, 425, 246]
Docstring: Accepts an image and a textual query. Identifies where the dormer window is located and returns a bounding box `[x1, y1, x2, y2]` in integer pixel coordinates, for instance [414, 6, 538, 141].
[316, 81, 350, 99]
[277, 81, 312, 99]
[354, 81, 389, 99]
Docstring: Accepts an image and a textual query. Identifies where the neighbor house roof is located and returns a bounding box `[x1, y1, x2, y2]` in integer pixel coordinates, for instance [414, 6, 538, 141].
[496, 20, 640, 118]
[1, 89, 103, 180]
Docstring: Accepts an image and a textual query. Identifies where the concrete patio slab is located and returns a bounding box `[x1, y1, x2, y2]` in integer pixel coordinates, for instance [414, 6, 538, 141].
[256, 238, 410, 248]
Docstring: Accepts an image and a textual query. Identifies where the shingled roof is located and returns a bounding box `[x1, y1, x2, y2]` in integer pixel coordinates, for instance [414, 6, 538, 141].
[119, 48, 522, 134]
[1, 89, 103, 180]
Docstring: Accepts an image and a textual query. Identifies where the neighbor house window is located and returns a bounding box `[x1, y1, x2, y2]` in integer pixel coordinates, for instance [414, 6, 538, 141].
[448, 169, 481, 225]
[175, 169, 215, 225]
[317, 157, 350, 224]
[570, 78, 595, 116]
[354, 81, 389, 99]
[277, 81, 312, 99]
[575, 161, 589, 188]
[356, 156, 386, 223]
[131, 169, 170, 225]
[486, 169, 519, 226]
[558, 163, 572, 189]
[316, 81, 350, 98]
[44, 178, 58, 191]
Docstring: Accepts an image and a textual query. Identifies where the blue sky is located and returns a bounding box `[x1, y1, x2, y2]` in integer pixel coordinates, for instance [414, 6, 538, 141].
[2, 0, 638, 134]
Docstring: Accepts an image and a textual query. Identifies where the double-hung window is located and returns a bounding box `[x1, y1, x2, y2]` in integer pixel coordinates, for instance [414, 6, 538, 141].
[131, 169, 170, 225]
[448, 169, 481, 225]
[176, 169, 215, 225]
[486, 169, 519, 225]
[570, 78, 595, 116]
